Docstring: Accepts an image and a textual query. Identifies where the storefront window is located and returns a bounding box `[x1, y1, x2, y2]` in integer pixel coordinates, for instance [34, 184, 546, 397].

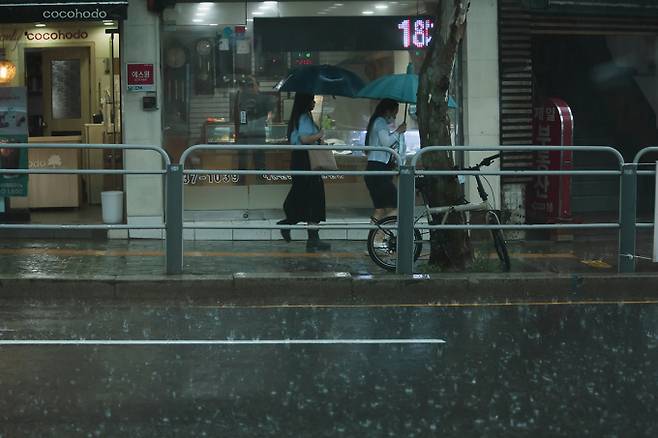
[161, 1, 460, 212]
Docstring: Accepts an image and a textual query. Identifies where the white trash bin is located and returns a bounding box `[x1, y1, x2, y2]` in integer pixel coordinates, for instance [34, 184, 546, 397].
[101, 190, 124, 224]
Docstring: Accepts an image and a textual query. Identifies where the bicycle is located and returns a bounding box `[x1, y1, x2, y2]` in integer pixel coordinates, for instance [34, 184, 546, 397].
[367, 153, 511, 272]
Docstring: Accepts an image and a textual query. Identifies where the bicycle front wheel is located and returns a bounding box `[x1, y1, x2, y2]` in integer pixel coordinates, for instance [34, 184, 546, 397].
[487, 212, 511, 272]
[367, 216, 422, 272]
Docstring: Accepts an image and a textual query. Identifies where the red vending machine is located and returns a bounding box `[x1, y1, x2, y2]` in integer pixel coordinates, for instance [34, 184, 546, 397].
[528, 97, 574, 224]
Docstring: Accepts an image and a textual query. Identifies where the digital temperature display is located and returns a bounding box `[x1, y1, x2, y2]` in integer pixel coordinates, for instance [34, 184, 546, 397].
[255, 16, 435, 52]
[398, 18, 434, 48]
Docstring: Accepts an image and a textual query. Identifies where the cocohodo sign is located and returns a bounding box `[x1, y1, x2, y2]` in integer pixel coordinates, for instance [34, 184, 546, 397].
[0, 1, 128, 23]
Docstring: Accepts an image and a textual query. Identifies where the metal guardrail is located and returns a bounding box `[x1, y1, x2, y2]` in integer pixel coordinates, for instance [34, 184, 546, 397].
[396, 145, 628, 274]
[631, 147, 658, 263]
[2, 143, 656, 276]
[165, 144, 403, 273]
[0, 143, 170, 233]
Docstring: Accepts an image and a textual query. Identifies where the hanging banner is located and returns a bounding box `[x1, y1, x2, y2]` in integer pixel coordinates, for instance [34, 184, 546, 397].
[528, 97, 573, 223]
[0, 86, 28, 197]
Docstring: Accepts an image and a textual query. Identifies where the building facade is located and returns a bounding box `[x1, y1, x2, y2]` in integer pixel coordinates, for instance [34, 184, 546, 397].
[1, 0, 500, 239]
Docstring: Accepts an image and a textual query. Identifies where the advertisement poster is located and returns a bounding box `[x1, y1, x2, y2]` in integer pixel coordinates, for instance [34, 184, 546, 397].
[528, 97, 573, 223]
[0, 86, 28, 197]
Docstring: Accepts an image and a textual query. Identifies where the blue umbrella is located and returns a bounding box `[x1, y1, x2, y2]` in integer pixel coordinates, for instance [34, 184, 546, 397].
[357, 63, 457, 122]
[275, 64, 365, 98]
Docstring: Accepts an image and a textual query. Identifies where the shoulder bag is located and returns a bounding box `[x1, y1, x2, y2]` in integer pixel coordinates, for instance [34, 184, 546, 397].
[308, 147, 337, 171]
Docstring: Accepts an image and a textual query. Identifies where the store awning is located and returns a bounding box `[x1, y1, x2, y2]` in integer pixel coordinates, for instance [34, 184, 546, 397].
[0, 0, 128, 23]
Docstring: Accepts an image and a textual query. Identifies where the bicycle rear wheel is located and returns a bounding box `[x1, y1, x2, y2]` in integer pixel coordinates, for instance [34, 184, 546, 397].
[367, 216, 422, 272]
[487, 212, 511, 272]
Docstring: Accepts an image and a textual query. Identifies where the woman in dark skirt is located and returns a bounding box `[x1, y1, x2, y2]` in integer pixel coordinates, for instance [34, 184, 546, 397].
[277, 93, 331, 252]
[363, 98, 407, 222]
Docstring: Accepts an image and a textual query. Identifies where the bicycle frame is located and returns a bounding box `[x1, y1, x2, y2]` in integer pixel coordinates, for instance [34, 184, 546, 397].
[419, 200, 494, 225]
[414, 153, 502, 227]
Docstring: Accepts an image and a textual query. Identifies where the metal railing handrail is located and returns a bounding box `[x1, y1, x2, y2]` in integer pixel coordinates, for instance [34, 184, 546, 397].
[411, 145, 625, 169]
[0, 143, 170, 231]
[633, 147, 658, 176]
[3, 142, 654, 276]
[393, 144, 630, 275]
[633, 146, 658, 165]
[1, 142, 171, 167]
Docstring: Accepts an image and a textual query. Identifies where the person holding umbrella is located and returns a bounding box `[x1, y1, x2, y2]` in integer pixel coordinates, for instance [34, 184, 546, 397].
[363, 98, 407, 222]
[277, 93, 331, 252]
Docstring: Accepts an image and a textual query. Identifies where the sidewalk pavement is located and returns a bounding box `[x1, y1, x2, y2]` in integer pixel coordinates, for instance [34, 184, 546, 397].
[0, 234, 656, 305]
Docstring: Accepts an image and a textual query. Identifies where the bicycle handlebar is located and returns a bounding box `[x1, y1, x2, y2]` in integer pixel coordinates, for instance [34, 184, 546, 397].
[465, 153, 500, 171]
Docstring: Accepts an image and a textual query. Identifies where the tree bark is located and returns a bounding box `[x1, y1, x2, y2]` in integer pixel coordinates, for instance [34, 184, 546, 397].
[417, 0, 471, 270]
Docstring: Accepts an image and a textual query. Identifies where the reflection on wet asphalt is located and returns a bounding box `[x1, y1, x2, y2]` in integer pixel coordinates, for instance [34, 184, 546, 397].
[3, 235, 658, 276]
[1, 302, 657, 436]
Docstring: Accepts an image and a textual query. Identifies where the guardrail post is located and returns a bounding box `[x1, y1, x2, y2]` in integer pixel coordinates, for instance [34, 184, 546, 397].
[397, 164, 415, 274]
[166, 164, 184, 275]
[618, 163, 637, 273]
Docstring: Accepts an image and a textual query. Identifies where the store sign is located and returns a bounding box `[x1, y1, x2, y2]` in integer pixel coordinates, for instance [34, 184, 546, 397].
[0, 1, 128, 23]
[25, 30, 89, 41]
[255, 16, 434, 51]
[127, 63, 155, 92]
[0, 86, 28, 197]
[528, 97, 574, 223]
[42, 8, 109, 20]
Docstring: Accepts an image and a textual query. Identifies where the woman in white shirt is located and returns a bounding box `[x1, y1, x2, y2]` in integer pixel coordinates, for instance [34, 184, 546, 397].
[364, 98, 407, 222]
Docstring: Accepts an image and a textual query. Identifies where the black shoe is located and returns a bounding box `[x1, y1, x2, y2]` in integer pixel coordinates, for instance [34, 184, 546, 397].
[277, 219, 291, 242]
[306, 238, 331, 252]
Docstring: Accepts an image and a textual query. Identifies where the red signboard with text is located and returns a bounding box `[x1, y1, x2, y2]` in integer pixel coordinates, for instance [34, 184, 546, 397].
[127, 63, 155, 92]
[529, 97, 574, 223]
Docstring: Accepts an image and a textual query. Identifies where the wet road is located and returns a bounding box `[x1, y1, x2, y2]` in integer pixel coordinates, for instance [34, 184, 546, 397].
[1, 301, 657, 436]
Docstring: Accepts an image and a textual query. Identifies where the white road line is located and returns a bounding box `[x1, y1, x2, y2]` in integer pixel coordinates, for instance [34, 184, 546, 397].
[0, 338, 446, 346]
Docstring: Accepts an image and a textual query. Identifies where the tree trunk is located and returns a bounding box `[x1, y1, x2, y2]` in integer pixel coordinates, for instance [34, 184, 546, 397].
[417, 0, 471, 270]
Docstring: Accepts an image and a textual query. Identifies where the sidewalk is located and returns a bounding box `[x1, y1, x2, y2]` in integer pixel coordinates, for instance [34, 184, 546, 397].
[0, 234, 656, 305]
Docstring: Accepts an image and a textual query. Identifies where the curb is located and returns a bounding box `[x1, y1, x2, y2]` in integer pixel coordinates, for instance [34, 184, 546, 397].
[1, 273, 657, 305]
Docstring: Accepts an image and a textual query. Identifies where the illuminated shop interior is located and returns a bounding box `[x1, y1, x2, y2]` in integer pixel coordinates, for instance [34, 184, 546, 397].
[161, 1, 461, 214]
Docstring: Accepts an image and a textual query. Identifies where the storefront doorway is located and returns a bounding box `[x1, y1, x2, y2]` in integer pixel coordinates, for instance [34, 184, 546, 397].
[3, 22, 122, 213]
[28, 46, 91, 137]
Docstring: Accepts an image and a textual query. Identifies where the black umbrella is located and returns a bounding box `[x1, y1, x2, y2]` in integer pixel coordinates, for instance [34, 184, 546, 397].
[275, 64, 365, 97]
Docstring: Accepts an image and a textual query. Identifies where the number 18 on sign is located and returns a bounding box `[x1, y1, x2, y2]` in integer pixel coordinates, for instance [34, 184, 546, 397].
[398, 18, 434, 49]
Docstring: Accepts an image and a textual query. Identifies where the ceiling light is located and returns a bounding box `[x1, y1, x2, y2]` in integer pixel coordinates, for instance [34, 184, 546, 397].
[208, 23, 218, 26]
[262, 1, 278, 6]
[375, 4, 389, 9]
[252, 11, 264, 15]
[362, 10, 374, 15]
[192, 18, 203, 23]
[334, 3, 344, 6]
[0, 50, 16, 84]
[35, 23, 46, 27]
[103, 22, 114, 26]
